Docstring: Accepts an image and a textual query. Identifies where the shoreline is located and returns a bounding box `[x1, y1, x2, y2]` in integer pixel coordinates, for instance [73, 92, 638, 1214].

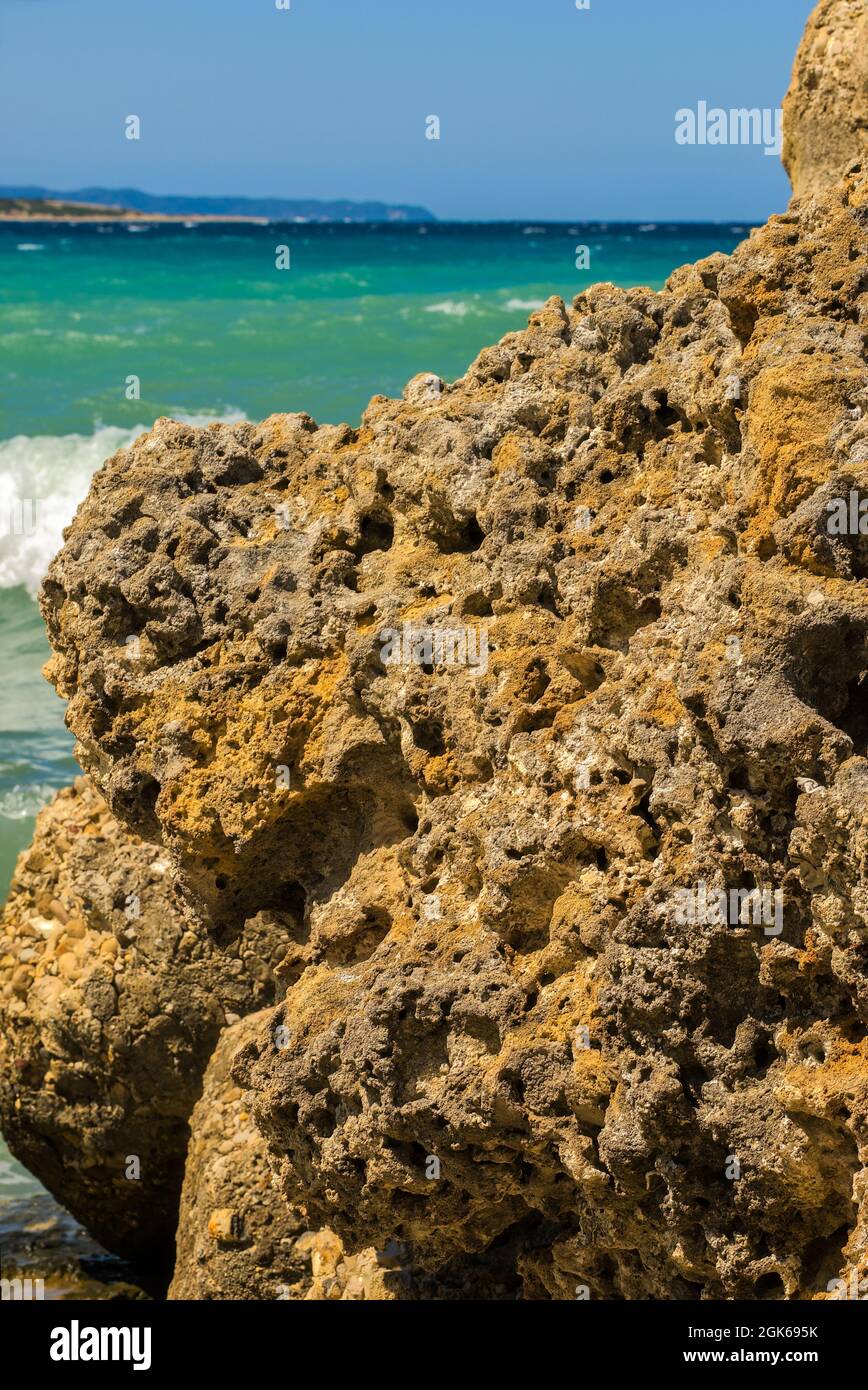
[0, 213, 274, 225]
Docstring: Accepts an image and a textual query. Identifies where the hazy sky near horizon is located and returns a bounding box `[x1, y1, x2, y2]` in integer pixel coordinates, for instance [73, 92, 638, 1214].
[1, 0, 816, 220]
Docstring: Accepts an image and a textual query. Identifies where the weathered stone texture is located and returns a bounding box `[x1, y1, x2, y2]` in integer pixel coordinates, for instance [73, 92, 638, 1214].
[169, 1012, 523, 1299]
[1, 0, 866, 1299]
[0, 779, 290, 1261]
[783, 0, 868, 199]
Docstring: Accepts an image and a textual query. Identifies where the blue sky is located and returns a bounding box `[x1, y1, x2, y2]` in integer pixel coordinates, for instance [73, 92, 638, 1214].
[0, 0, 815, 220]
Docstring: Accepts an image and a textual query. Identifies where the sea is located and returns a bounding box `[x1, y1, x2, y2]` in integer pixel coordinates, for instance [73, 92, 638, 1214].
[0, 217, 752, 1197]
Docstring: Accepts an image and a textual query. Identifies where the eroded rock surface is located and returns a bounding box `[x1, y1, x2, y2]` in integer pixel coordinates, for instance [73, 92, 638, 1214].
[169, 1012, 523, 1299]
[782, 0, 868, 200]
[38, 159, 868, 1296]
[0, 779, 292, 1262]
[3, 0, 867, 1298]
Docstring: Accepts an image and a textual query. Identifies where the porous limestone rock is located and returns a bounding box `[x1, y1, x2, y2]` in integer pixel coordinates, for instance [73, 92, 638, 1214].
[0, 778, 294, 1263]
[169, 1011, 368, 1301]
[782, 0, 868, 199]
[11, 0, 868, 1298]
[169, 1012, 523, 1299]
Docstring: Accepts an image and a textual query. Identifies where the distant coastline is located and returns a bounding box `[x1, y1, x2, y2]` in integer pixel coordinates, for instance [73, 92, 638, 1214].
[0, 203, 760, 229]
[0, 185, 437, 224]
[0, 200, 272, 224]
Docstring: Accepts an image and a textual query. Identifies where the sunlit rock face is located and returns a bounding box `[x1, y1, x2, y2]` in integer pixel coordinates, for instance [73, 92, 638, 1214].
[782, 0, 868, 200]
[169, 1012, 524, 1300]
[0, 779, 291, 1262]
[2, 0, 866, 1297]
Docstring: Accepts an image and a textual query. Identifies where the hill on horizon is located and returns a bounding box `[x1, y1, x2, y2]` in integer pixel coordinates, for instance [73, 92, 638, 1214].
[0, 185, 437, 223]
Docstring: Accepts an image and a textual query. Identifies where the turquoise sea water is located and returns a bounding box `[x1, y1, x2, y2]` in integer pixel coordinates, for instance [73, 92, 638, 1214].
[0, 218, 750, 1196]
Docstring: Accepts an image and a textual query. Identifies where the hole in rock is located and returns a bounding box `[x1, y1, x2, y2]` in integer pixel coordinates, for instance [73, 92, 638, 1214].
[801, 1225, 851, 1294]
[652, 390, 681, 430]
[412, 719, 446, 756]
[728, 765, 751, 792]
[436, 513, 485, 554]
[836, 673, 868, 755]
[752, 1037, 777, 1074]
[754, 1273, 785, 1300]
[352, 514, 394, 558]
[521, 708, 556, 732]
[324, 905, 392, 967]
[461, 592, 495, 618]
[534, 583, 562, 617]
[525, 661, 550, 703]
[634, 790, 661, 857]
[264, 880, 307, 919]
[679, 1067, 707, 1109]
[310, 1107, 337, 1139]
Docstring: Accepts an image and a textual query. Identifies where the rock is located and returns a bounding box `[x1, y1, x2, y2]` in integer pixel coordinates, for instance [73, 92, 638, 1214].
[41, 157, 868, 1294]
[782, 0, 868, 199]
[13, 0, 868, 1299]
[169, 1013, 305, 1299]
[0, 779, 294, 1264]
[169, 1013, 523, 1299]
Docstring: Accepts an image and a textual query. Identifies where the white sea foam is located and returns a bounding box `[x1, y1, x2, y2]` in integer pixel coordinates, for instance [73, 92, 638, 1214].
[0, 784, 58, 820]
[504, 297, 545, 312]
[0, 408, 245, 596]
[16, 243, 44, 252]
[424, 299, 473, 317]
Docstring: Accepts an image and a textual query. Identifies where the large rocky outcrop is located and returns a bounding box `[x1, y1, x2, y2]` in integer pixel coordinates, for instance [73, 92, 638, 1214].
[38, 159, 868, 1296]
[782, 0, 868, 199]
[1, 0, 867, 1299]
